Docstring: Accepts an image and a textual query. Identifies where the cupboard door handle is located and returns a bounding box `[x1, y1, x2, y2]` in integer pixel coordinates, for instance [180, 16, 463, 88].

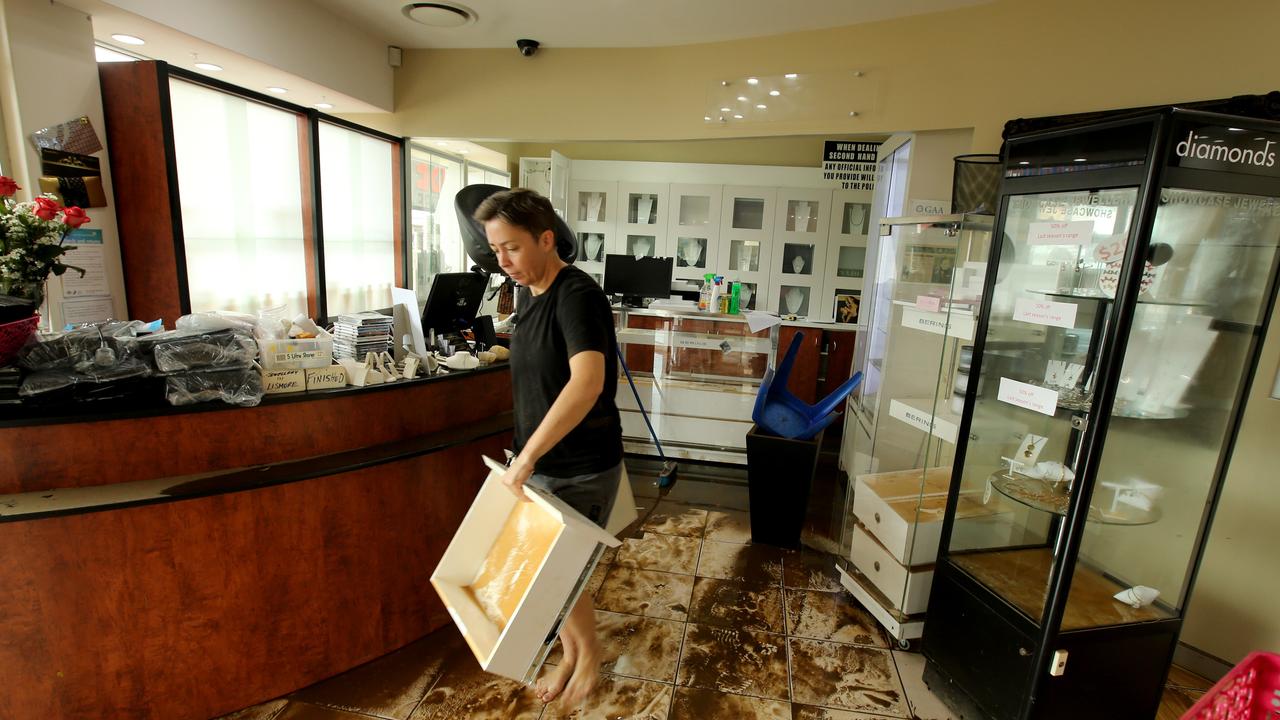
[873, 561, 881, 572]
[1019, 647, 1031, 657]
[874, 512, 881, 524]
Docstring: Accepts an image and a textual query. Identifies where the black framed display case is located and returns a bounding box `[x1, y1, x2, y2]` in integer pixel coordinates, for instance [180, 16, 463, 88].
[921, 107, 1280, 720]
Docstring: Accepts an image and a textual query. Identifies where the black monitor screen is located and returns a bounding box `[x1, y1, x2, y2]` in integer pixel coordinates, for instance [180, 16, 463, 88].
[603, 254, 673, 304]
[421, 272, 488, 333]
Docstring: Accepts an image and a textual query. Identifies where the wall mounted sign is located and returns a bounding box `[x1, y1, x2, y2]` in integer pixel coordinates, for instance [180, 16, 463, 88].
[822, 141, 880, 190]
[1170, 123, 1280, 178]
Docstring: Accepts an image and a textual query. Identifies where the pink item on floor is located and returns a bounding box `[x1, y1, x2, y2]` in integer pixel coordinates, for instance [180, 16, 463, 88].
[1181, 651, 1280, 720]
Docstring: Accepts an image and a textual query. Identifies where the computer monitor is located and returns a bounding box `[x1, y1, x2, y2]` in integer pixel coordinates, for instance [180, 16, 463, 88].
[603, 254, 674, 307]
[421, 272, 488, 334]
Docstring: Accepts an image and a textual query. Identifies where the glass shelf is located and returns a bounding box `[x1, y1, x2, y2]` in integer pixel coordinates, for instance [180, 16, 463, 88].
[989, 473, 1160, 525]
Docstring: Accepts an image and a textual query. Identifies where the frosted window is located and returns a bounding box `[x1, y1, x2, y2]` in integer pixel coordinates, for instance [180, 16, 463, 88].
[409, 147, 465, 307]
[169, 79, 308, 317]
[319, 123, 396, 316]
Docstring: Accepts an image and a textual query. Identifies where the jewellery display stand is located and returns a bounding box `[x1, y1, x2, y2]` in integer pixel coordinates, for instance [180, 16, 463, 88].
[769, 187, 832, 319]
[923, 108, 1280, 720]
[569, 180, 619, 284]
[667, 183, 722, 282]
[717, 186, 776, 312]
[836, 213, 999, 646]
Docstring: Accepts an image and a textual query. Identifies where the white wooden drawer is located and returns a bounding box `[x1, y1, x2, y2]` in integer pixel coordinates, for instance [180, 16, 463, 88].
[431, 461, 621, 683]
[851, 524, 933, 615]
[852, 466, 951, 566]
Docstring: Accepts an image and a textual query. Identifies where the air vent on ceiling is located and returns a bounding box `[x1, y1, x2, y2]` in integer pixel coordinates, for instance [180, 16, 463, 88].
[402, 2, 476, 27]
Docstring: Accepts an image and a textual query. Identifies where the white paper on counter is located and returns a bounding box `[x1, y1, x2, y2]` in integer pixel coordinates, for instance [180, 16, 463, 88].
[61, 296, 115, 326]
[744, 310, 781, 334]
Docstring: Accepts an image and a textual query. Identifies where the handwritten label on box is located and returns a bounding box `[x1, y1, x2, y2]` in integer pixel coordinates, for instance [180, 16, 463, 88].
[305, 366, 348, 390]
[1013, 297, 1078, 329]
[997, 377, 1058, 416]
[262, 368, 306, 394]
[1027, 220, 1094, 246]
[916, 294, 943, 312]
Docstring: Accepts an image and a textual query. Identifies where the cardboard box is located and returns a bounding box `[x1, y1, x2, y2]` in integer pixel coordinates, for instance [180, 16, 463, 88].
[258, 329, 333, 370]
[431, 458, 622, 683]
[305, 365, 348, 390]
[260, 368, 305, 394]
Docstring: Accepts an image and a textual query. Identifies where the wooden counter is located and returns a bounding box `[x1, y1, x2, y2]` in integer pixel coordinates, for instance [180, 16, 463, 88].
[0, 367, 513, 720]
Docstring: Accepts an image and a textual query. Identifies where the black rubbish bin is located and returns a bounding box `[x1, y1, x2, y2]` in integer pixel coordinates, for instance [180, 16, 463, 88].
[745, 424, 824, 548]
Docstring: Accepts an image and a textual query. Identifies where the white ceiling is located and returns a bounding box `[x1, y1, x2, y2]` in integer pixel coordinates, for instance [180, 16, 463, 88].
[307, 0, 990, 49]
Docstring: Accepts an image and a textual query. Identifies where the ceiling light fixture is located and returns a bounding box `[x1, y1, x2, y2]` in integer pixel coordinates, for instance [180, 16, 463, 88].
[703, 116, 711, 121]
[1018, 161, 1031, 165]
[402, 2, 477, 27]
[266, 86, 288, 94]
[111, 33, 145, 45]
[195, 62, 223, 72]
[737, 96, 748, 102]
[314, 102, 334, 110]
[1073, 157, 1088, 162]
[785, 73, 798, 79]
[746, 77, 759, 85]
[720, 107, 731, 112]
[734, 114, 744, 119]
[756, 104, 767, 109]
[769, 90, 780, 96]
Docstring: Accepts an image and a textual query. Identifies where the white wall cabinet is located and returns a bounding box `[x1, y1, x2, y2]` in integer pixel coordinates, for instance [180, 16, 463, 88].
[769, 187, 831, 320]
[716, 186, 776, 312]
[667, 183, 722, 282]
[569, 180, 619, 285]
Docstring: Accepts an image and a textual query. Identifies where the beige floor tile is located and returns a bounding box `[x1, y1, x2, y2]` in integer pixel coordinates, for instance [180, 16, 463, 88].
[791, 705, 902, 719]
[584, 561, 610, 601]
[890, 650, 955, 720]
[639, 501, 709, 537]
[668, 687, 790, 720]
[595, 610, 685, 683]
[615, 532, 702, 575]
[785, 590, 887, 647]
[687, 577, 785, 634]
[407, 652, 543, 720]
[704, 509, 752, 544]
[1166, 665, 1214, 691]
[782, 549, 844, 591]
[788, 638, 908, 717]
[676, 623, 790, 701]
[539, 672, 673, 720]
[696, 539, 783, 585]
[595, 566, 694, 621]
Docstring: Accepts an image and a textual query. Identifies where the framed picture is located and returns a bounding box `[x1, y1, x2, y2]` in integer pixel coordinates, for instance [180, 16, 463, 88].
[834, 290, 860, 324]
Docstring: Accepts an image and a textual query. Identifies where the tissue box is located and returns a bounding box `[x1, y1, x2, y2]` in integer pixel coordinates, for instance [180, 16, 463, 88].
[431, 461, 621, 683]
[258, 329, 333, 370]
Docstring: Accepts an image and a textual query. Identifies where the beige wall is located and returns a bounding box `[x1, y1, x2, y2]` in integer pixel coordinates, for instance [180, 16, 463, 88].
[390, 0, 1280, 153]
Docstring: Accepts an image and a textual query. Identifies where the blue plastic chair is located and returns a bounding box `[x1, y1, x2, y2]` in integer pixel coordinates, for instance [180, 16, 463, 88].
[752, 331, 863, 440]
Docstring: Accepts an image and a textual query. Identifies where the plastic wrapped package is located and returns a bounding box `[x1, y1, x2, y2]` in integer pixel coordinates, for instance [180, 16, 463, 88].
[18, 320, 147, 371]
[165, 368, 263, 407]
[150, 329, 256, 374]
[174, 311, 258, 334]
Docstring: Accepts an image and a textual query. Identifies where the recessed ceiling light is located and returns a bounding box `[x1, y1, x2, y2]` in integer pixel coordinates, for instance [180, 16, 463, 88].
[769, 90, 781, 96]
[733, 114, 744, 119]
[746, 77, 759, 85]
[1228, 127, 1245, 132]
[785, 73, 798, 79]
[266, 86, 288, 94]
[111, 33, 145, 45]
[194, 62, 223, 72]
[756, 104, 767, 109]
[1073, 158, 1088, 162]
[737, 96, 748, 102]
[720, 107, 731, 112]
[1018, 161, 1030, 165]
[703, 116, 711, 121]
[314, 102, 334, 109]
[402, 2, 477, 27]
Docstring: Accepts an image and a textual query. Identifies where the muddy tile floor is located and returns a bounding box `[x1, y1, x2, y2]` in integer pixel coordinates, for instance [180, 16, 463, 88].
[218, 476, 1212, 720]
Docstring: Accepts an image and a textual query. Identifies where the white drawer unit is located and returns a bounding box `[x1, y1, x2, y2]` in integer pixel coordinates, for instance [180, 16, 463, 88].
[851, 523, 933, 615]
[851, 466, 952, 566]
[431, 460, 621, 683]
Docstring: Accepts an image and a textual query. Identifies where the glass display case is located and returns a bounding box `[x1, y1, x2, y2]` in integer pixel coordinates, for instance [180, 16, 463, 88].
[836, 213, 995, 645]
[570, 180, 620, 285]
[613, 306, 779, 465]
[769, 188, 832, 320]
[923, 110, 1280, 720]
[718, 186, 776, 312]
[667, 183, 723, 282]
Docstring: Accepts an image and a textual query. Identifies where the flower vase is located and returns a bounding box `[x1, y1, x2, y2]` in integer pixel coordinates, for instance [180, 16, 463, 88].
[0, 280, 45, 322]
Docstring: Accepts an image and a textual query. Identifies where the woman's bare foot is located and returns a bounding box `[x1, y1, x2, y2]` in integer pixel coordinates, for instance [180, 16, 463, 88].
[557, 635, 601, 707]
[535, 659, 575, 704]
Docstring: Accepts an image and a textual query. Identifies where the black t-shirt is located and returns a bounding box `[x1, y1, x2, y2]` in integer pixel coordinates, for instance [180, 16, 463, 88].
[511, 265, 622, 477]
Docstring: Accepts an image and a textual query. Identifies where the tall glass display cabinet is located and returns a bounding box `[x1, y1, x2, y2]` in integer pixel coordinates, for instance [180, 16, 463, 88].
[922, 109, 1280, 720]
[837, 213, 998, 647]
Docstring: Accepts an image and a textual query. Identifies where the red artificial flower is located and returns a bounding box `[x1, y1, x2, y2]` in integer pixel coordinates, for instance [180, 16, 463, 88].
[32, 196, 61, 221]
[0, 176, 18, 197]
[61, 206, 91, 229]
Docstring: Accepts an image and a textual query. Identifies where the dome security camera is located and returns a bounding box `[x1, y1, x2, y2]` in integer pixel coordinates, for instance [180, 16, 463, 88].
[516, 38, 540, 57]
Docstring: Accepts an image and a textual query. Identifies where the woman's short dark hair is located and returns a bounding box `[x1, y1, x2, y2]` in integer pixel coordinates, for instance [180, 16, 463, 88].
[474, 188, 557, 240]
